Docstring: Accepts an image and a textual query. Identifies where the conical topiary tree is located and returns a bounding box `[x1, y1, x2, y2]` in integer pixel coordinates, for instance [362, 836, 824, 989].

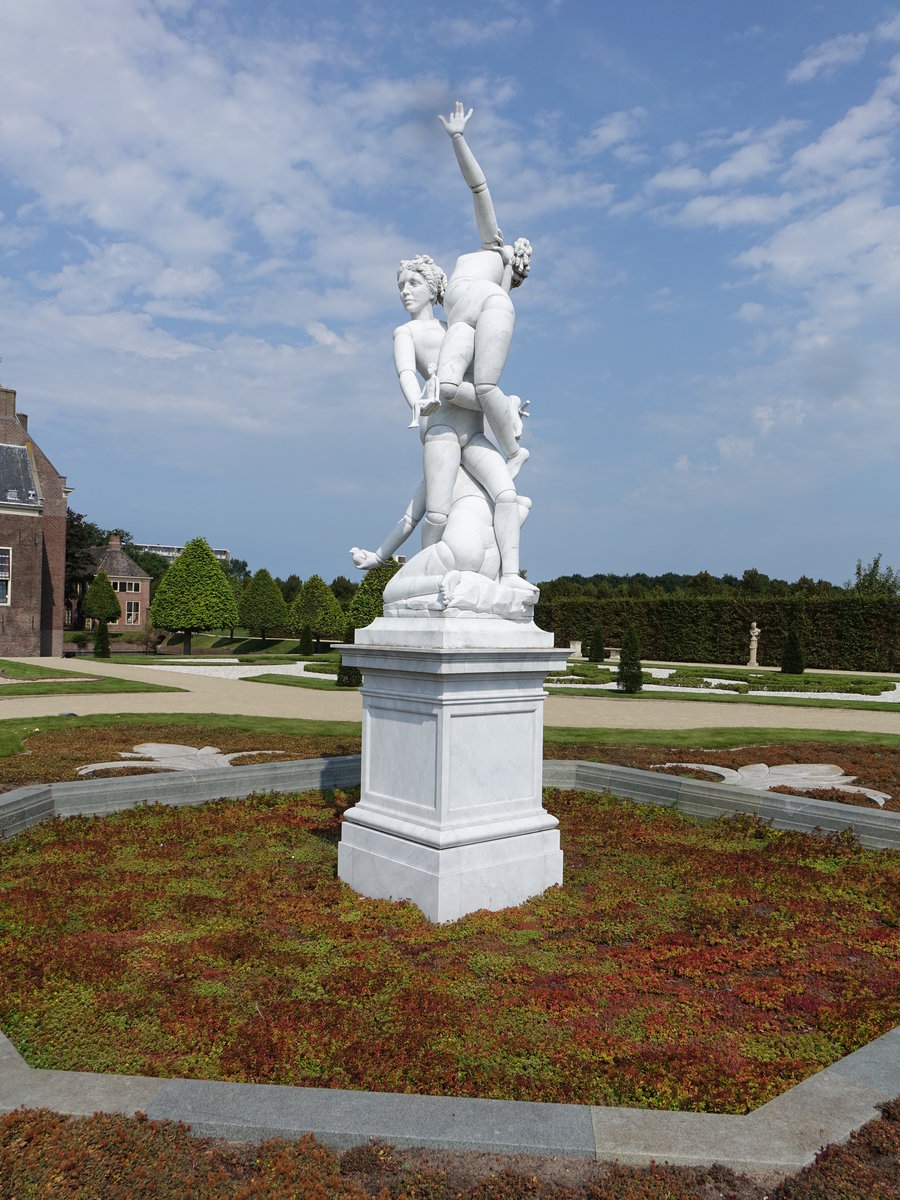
[781, 623, 806, 674]
[83, 570, 120, 658]
[617, 625, 643, 693]
[587, 624, 605, 663]
[149, 537, 238, 655]
[238, 568, 288, 645]
[289, 575, 345, 652]
[338, 560, 402, 687]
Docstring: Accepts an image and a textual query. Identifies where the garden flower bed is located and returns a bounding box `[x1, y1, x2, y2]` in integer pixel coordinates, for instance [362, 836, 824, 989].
[1, 787, 898, 1115]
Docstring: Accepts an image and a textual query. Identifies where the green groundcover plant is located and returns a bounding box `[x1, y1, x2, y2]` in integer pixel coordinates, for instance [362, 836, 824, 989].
[2, 790, 898, 1115]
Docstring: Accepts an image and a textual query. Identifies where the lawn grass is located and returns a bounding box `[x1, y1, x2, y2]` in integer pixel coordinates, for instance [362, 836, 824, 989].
[2, 714, 900, 767]
[2, 786, 897, 1113]
[0, 659, 183, 698]
[0, 659, 75, 681]
[245, 673, 340, 691]
[546, 684, 900, 712]
[0, 714, 363, 762]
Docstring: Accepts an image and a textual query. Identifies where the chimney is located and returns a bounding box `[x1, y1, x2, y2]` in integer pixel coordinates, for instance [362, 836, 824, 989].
[0, 388, 15, 421]
[108, 533, 121, 549]
[17, 413, 27, 432]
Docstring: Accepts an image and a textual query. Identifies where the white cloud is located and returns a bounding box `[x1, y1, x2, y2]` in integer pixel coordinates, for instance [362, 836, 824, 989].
[787, 33, 869, 84]
[737, 302, 765, 322]
[577, 108, 646, 157]
[876, 15, 900, 43]
[708, 119, 804, 186]
[648, 164, 707, 191]
[306, 321, 357, 355]
[434, 15, 532, 48]
[716, 434, 754, 461]
[788, 93, 898, 178]
[678, 191, 799, 229]
[150, 266, 221, 299]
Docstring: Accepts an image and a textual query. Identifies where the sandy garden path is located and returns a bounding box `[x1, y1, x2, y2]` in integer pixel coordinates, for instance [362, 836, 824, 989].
[1, 657, 898, 734]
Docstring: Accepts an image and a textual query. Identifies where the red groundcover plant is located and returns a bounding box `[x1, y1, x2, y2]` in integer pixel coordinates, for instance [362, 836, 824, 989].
[1, 788, 898, 1114]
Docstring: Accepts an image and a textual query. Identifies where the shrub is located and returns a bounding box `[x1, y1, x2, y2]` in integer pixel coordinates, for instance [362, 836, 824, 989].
[298, 625, 314, 655]
[336, 621, 361, 688]
[92, 621, 110, 658]
[617, 625, 643, 692]
[782, 623, 806, 674]
[587, 624, 605, 662]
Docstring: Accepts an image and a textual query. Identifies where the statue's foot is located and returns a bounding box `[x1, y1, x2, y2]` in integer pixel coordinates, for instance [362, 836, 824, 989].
[438, 570, 462, 607]
[506, 446, 529, 479]
[500, 573, 539, 597]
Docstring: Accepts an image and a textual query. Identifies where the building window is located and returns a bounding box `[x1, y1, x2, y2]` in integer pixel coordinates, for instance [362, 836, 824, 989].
[126, 601, 140, 625]
[0, 547, 9, 605]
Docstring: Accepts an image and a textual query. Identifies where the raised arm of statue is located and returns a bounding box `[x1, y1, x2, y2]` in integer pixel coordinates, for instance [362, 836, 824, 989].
[438, 102, 503, 250]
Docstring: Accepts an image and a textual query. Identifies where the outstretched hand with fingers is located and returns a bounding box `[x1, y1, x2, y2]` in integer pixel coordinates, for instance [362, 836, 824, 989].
[438, 100, 473, 137]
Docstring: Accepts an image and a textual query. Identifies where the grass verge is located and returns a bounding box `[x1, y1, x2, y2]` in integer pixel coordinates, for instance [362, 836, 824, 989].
[245, 673, 340, 690]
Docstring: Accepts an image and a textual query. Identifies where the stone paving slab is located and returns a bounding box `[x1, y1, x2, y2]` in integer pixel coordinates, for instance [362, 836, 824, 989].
[144, 1078, 597, 1157]
[1, 1027, 897, 1176]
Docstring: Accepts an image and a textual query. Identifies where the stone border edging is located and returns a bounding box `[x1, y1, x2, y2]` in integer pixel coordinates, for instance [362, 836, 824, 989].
[3, 753, 899, 849]
[1, 754, 899, 1175]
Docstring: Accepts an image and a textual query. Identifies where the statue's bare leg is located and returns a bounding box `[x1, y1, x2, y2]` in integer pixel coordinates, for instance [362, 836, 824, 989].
[422, 426, 461, 547]
[472, 293, 527, 472]
[461, 437, 524, 583]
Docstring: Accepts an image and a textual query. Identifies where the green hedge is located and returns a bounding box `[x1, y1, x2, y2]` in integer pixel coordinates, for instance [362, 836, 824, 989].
[535, 595, 900, 671]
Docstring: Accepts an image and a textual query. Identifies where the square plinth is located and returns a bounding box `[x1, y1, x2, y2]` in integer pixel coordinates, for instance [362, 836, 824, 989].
[337, 620, 569, 922]
[337, 821, 563, 924]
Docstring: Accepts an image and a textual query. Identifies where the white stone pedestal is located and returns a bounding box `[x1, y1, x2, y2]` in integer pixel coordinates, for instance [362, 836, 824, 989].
[337, 617, 569, 922]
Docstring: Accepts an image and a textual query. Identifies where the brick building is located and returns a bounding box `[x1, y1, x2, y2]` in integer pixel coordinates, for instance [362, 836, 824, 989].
[0, 387, 69, 656]
[89, 534, 151, 632]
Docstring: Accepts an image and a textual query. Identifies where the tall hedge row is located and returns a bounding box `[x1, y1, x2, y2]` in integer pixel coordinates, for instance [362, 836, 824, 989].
[535, 595, 900, 671]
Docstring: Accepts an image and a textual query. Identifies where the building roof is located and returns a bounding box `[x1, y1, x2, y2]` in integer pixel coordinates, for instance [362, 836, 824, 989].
[90, 542, 151, 581]
[0, 444, 41, 509]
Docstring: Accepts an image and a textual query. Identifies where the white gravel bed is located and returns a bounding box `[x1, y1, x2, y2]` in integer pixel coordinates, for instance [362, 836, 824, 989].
[141, 662, 336, 680]
[546, 677, 900, 703]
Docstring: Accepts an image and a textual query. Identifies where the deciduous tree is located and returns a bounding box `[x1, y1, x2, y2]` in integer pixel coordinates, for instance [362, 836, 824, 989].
[239, 568, 288, 644]
[149, 537, 238, 655]
[289, 575, 345, 650]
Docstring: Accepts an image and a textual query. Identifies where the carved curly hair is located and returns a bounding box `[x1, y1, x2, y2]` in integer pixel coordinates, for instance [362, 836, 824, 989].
[397, 254, 447, 305]
[510, 237, 533, 289]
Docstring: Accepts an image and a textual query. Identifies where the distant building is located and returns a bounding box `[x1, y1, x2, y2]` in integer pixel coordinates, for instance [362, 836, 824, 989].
[0, 387, 69, 656]
[131, 542, 230, 567]
[88, 534, 151, 632]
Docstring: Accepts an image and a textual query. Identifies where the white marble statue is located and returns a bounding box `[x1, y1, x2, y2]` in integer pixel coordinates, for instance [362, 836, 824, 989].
[748, 621, 761, 667]
[350, 104, 538, 618]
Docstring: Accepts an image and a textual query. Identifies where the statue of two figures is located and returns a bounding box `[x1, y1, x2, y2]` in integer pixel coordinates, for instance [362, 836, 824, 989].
[350, 103, 540, 621]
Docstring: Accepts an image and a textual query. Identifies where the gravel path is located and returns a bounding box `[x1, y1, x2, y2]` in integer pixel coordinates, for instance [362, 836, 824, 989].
[2, 657, 899, 734]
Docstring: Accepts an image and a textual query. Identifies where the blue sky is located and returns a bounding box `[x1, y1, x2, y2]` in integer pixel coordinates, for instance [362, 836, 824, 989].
[1, 1, 898, 585]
